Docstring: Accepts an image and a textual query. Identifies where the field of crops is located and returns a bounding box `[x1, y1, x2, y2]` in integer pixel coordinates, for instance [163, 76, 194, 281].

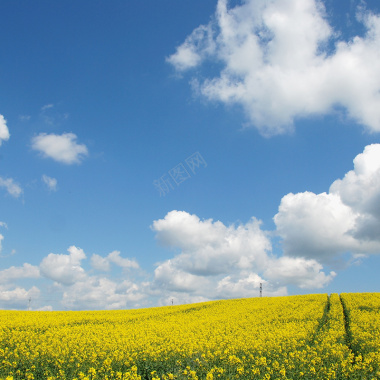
[1, 293, 379, 380]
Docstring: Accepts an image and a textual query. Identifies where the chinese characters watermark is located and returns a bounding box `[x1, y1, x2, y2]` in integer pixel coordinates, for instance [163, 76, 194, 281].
[153, 152, 207, 196]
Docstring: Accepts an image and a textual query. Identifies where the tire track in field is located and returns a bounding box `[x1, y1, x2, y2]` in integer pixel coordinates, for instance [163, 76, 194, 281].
[309, 294, 331, 345]
[339, 294, 359, 360]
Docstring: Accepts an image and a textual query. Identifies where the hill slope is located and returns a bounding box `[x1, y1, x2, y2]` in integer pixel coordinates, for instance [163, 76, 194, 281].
[1, 293, 380, 379]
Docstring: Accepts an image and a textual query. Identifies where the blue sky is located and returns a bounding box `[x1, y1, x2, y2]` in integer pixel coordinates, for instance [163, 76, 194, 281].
[1, 0, 380, 310]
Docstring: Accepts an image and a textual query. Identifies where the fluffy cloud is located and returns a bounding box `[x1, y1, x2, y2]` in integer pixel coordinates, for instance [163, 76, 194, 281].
[216, 273, 287, 298]
[106, 251, 139, 269]
[0, 177, 23, 198]
[168, 0, 380, 135]
[0, 244, 144, 310]
[274, 192, 359, 262]
[264, 257, 336, 289]
[91, 251, 139, 272]
[91, 254, 111, 271]
[40, 246, 87, 285]
[33, 246, 144, 309]
[31, 132, 88, 164]
[0, 285, 40, 309]
[151, 210, 334, 303]
[152, 211, 271, 276]
[0, 263, 40, 284]
[274, 144, 380, 263]
[42, 175, 58, 191]
[0, 114, 10, 145]
[61, 277, 144, 310]
[0, 263, 40, 309]
[330, 144, 380, 218]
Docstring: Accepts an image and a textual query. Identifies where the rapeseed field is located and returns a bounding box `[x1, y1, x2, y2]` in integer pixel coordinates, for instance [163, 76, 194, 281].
[1, 293, 379, 379]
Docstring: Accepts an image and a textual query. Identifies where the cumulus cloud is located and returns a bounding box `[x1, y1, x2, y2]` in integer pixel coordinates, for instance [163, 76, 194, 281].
[0, 177, 23, 198]
[274, 192, 359, 262]
[0, 244, 144, 310]
[166, 24, 216, 71]
[91, 251, 139, 272]
[91, 254, 111, 272]
[107, 251, 139, 269]
[61, 277, 144, 310]
[216, 273, 287, 298]
[152, 211, 271, 276]
[264, 257, 336, 289]
[0, 263, 40, 284]
[168, 0, 380, 135]
[40, 246, 87, 285]
[330, 144, 380, 218]
[274, 144, 380, 263]
[151, 210, 334, 303]
[0, 285, 40, 310]
[0, 114, 10, 145]
[31, 133, 88, 164]
[42, 175, 58, 191]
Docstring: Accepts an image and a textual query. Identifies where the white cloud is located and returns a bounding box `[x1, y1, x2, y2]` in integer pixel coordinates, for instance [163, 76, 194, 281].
[0, 114, 10, 145]
[216, 273, 287, 298]
[91, 250, 139, 272]
[31, 132, 88, 164]
[36, 305, 53, 311]
[107, 250, 139, 269]
[61, 277, 144, 310]
[166, 24, 215, 71]
[0, 263, 40, 284]
[151, 210, 334, 303]
[153, 260, 210, 293]
[152, 211, 271, 276]
[91, 253, 111, 271]
[168, 0, 380, 135]
[330, 144, 380, 218]
[264, 257, 336, 289]
[0, 177, 23, 198]
[0, 285, 40, 310]
[274, 191, 359, 261]
[42, 175, 58, 191]
[274, 144, 380, 263]
[40, 246, 87, 285]
[0, 245, 144, 310]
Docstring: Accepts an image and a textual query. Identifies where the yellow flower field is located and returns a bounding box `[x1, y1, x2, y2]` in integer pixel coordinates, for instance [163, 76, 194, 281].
[1, 293, 379, 380]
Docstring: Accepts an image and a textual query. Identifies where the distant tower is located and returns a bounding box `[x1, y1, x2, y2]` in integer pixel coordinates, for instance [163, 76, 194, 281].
[260, 283, 262, 297]
[28, 297, 31, 311]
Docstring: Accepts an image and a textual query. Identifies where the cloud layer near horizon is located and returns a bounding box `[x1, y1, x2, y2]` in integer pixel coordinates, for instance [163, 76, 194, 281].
[2, 144, 380, 310]
[167, 0, 380, 135]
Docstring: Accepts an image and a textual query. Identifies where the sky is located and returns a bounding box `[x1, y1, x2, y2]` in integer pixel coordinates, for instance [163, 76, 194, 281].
[1, 0, 380, 311]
